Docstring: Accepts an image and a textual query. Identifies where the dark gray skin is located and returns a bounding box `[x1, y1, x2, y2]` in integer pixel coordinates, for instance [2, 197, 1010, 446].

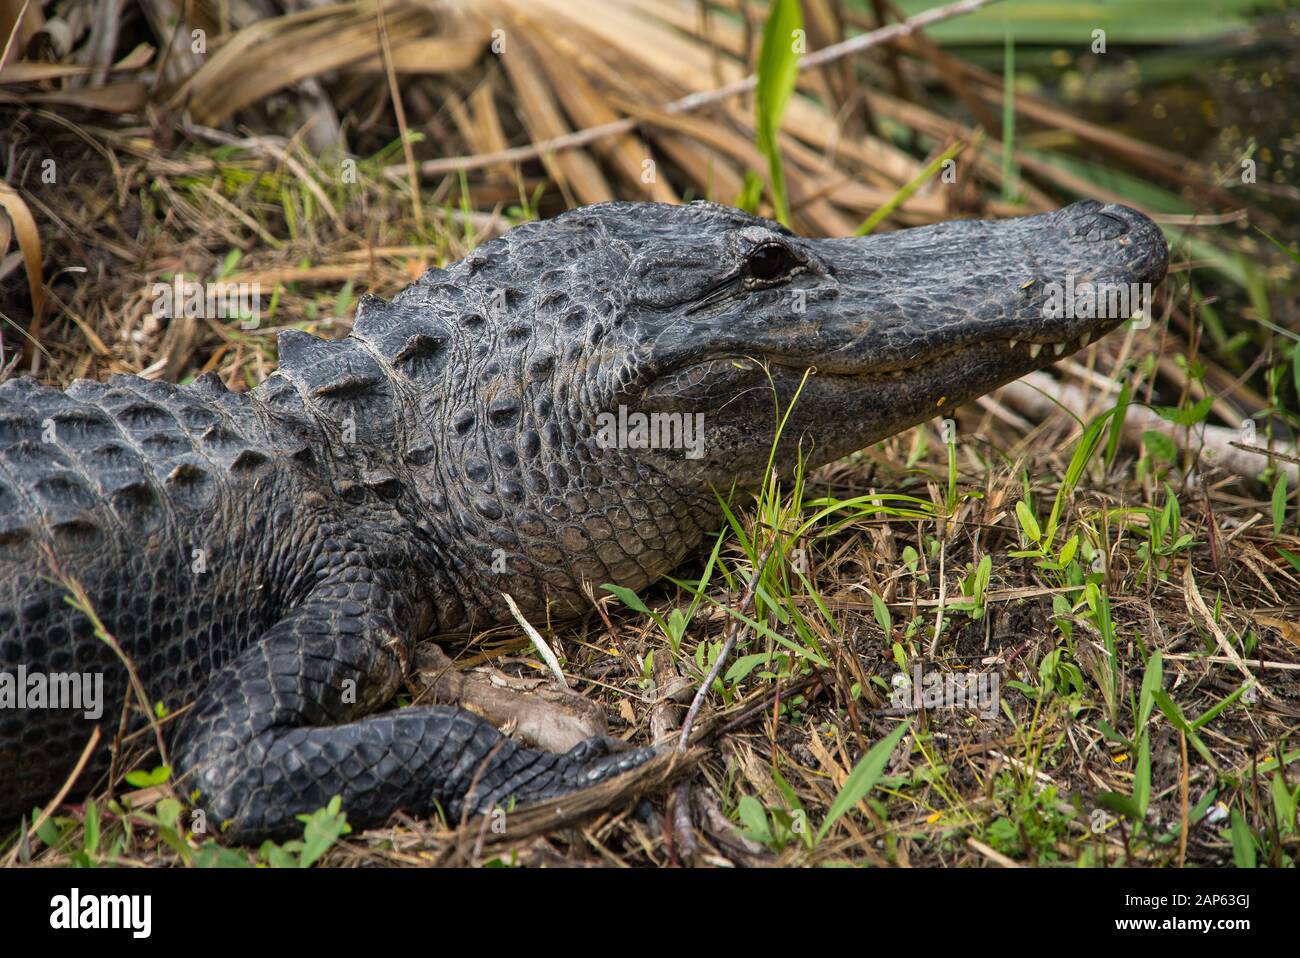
[0, 199, 1166, 841]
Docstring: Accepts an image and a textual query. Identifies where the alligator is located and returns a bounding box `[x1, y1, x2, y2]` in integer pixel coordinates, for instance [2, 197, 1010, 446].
[0, 199, 1166, 842]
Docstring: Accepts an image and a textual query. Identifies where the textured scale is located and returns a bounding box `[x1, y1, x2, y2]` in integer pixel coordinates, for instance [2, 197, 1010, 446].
[0, 200, 1166, 840]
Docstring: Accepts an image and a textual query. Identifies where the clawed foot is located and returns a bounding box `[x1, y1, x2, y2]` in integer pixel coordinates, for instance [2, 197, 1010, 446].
[407, 645, 659, 817]
[562, 735, 629, 762]
[560, 736, 656, 782]
[456, 733, 659, 820]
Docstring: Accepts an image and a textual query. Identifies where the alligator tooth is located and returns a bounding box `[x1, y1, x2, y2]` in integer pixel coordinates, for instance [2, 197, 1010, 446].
[1079, 332, 1091, 348]
[1009, 339, 1018, 350]
[1029, 343, 1042, 359]
[1053, 342, 1065, 356]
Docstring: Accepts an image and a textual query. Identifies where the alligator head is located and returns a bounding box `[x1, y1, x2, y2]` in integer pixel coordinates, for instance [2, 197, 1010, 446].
[611, 199, 1167, 484]
[365, 200, 1167, 619]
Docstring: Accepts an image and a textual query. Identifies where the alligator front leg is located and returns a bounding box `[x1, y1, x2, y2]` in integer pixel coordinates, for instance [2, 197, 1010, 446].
[171, 590, 652, 843]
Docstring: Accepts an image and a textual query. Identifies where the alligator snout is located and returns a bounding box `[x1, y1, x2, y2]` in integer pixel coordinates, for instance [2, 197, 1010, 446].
[1060, 200, 1169, 285]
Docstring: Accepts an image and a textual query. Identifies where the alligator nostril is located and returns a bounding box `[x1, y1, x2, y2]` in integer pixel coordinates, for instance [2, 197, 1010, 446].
[1098, 210, 1130, 233]
[1070, 207, 1129, 242]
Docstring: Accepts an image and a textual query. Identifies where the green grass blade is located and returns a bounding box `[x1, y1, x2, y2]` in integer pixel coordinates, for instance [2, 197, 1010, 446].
[1105, 380, 1131, 471]
[1254, 226, 1300, 266]
[855, 140, 967, 237]
[1229, 808, 1257, 868]
[754, 0, 802, 226]
[818, 719, 911, 841]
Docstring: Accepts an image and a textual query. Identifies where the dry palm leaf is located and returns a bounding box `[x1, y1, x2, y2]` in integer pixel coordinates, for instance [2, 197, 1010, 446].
[0, 179, 45, 346]
[512, 10, 677, 203]
[0, 40, 152, 82]
[0, 81, 147, 111]
[496, 26, 614, 206]
[167, 1, 436, 125]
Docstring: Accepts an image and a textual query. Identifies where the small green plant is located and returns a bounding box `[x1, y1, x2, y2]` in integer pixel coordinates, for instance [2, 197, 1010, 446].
[736, 767, 813, 854]
[1011, 403, 1115, 565]
[1135, 484, 1196, 582]
[124, 765, 171, 789]
[1082, 581, 1120, 724]
[957, 554, 992, 620]
[602, 583, 693, 655]
[1004, 645, 1086, 704]
[985, 778, 1076, 863]
[870, 591, 892, 636]
[1270, 769, 1299, 841]
[1138, 430, 1177, 480]
[1000, 33, 1022, 203]
[257, 796, 351, 868]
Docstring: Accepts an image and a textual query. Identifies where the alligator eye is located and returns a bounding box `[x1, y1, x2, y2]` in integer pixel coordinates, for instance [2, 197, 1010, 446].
[745, 243, 798, 282]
